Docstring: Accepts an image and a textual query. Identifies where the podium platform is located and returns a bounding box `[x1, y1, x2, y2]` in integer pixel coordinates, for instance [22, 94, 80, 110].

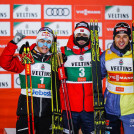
[4, 128, 16, 134]
[3, 128, 82, 134]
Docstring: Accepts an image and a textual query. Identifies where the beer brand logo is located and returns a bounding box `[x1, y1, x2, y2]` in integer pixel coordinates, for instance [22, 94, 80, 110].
[79, 56, 84, 61]
[41, 64, 45, 70]
[119, 59, 123, 65]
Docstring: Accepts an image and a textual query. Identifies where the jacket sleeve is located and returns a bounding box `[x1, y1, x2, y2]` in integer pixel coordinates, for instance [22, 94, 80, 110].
[100, 51, 107, 79]
[0, 41, 25, 73]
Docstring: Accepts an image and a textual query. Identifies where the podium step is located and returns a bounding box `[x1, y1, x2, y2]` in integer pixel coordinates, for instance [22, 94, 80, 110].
[4, 128, 16, 134]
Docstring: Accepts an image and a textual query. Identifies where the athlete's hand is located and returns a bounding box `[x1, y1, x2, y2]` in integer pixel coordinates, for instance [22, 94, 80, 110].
[12, 32, 25, 44]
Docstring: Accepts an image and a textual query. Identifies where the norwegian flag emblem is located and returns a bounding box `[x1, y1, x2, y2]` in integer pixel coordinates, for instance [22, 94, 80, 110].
[80, 29, 84, 32]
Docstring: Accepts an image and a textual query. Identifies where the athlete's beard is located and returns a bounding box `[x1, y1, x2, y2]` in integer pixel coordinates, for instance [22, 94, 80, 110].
[113, 41, 131, 54]
[74, 36, 90, 48]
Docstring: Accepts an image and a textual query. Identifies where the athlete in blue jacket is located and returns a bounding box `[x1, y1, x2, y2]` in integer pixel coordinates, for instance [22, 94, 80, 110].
[100, 22, 134, 134]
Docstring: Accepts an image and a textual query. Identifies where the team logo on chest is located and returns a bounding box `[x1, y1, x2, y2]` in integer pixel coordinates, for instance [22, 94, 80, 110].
[119, 59, 123, 65]
[41, 64, 45, 70]
[79, 56, 84, 61]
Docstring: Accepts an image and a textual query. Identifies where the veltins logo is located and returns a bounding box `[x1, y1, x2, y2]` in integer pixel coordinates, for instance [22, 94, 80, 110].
[0, 74, 11, 88]
[45, 22, 72, 36]
[0, 4, 10, 19]
[13, 4, 41, 19]
[13, 22, 41, 36]
[0, 22, 10, 36]
[105, 6, 132, 20]
[44, 5, 72, 19]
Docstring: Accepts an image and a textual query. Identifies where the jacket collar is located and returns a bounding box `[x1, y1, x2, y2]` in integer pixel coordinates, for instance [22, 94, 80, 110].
[110, 43, 132, 57]
[67, 35, 91, 54]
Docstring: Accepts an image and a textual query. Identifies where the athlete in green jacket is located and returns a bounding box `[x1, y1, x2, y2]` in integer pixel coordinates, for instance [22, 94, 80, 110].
[0, 27, 54, 134]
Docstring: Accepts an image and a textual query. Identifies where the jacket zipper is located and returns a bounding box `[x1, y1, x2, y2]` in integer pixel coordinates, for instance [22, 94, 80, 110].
[82, 84, 85, 111]
[39, 97, 42, 117]
[39, 56, 45, 116]
[42, 56, 45, 62]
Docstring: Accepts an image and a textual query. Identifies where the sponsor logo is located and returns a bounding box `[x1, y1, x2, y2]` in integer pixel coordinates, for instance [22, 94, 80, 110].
[42, 31, 51, 37]
[76, 9, 101, 16]
[38, 84, 45, 89]
[116, 27, 127, 32]
[0, 22, 10, 36]
[32, 70, 51, 77]
[0, 4, 10, 19]
[119, 59, 123, 65]
[59, 68, 64, 79]
[105, 22, 119, 37]
[116, 87, 124, 92]
[0, 82, 8, 88]
[109, 73, 133, 82]
[77, 22, 88, 28]
[44, 5, 72, 19]
[45, 22, 72, 36]
[13, 22, 41, 36]
[41, 64, 45, 70]
[13, 4, 41, 19]
[0, 74, 11, 88]
[71, 62, 91, 67]
[79, 56, 84, 61]
[15, 77, 20, 86]
[107, 28, 114, 31]
[46, 8, 70, 16]
[74, 6, 102, 20]
[105, 6, 132, 20]
[111, 66, 132, 71]
[78, 77, 86, 82]
[14, 74, 21, 88]
[32, 89, 51, 96]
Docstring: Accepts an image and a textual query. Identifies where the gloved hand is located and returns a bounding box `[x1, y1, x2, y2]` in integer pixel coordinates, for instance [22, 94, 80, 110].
[19, 42, 29, 54]
[20, 42, 35, 64]
[12, 32, 25, 44]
